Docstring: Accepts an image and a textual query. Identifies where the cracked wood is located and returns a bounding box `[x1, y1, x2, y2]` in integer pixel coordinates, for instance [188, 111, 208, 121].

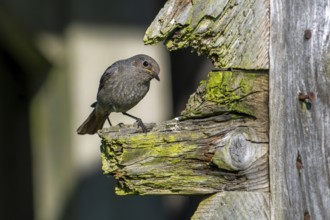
[100, 71, 269, 195]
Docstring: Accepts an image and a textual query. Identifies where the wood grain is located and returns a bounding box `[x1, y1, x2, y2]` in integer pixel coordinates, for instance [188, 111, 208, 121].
[144, 0, 269, 69]
[192, 192, 270, 220]
[270, 0, 330, 219]
[100, 71, 269, 195]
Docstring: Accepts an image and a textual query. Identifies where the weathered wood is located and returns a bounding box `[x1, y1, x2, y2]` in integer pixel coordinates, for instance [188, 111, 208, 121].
[100, 0, 272, 218]
[101, 71, 269, 195]
[192, 192, 270, 220]
[144, 0, 269, 69]
[270, 0, 330, 219]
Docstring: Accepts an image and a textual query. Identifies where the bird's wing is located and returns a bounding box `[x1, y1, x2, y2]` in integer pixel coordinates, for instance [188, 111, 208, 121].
[97, 63, 120, 93]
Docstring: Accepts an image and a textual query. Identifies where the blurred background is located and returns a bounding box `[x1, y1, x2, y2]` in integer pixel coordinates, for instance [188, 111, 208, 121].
[0, 0, 212, 219]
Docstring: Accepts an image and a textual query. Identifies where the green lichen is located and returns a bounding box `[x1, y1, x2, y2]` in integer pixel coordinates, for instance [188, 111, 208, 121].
[181, 71, 261, 119]
[101, 129, 216, 195]
[101, 131, 206, 175]
[204, 71, 257, 117]
[120, 134, 202, 163]
[115, 168, 224, 195]
[100, 136, 125, 173]
[101, 153, 112, 173]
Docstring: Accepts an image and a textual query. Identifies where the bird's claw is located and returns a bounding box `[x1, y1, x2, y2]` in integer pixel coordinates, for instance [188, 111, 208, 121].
[136, 119, 148, 133]
[117, 122, 125, 127]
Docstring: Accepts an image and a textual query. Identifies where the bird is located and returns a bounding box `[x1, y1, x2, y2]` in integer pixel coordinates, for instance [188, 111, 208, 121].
[77, 54, 160, 135]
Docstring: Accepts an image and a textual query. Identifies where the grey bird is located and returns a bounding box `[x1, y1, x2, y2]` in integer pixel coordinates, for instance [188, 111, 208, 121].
[77, 54, 160, 135]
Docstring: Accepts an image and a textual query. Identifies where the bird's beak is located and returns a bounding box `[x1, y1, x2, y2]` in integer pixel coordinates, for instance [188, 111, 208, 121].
[153, 72, 160, 81]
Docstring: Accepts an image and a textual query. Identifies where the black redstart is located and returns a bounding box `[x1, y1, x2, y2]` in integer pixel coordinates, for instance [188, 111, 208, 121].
[77, 54, 160, 135]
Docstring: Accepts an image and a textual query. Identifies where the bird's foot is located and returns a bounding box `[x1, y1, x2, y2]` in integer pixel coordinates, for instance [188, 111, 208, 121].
[117, 122, 125, 127]
[122, 112, 148, 133]
[136, 118, 148, 133]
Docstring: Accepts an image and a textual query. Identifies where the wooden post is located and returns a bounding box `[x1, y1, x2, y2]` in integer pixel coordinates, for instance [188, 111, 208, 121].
[270, 0, 330, 219]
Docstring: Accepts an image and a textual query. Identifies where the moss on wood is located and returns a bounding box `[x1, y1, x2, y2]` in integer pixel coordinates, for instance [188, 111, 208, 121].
[100, 71, 268, 195]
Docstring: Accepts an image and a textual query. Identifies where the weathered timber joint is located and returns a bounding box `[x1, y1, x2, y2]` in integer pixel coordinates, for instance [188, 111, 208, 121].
[100, 71, 269, 195]
[180, 71, 267, 120]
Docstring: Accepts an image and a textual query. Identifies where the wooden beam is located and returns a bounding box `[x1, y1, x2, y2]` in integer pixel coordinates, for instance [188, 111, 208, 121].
[270, 0, 330, 219]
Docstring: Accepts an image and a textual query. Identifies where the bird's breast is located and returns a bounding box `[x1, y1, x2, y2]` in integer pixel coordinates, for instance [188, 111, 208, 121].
[97, 77, 150, 113]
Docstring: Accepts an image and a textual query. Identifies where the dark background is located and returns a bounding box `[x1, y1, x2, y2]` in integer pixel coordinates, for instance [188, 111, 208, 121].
[0, 0, 211, 219]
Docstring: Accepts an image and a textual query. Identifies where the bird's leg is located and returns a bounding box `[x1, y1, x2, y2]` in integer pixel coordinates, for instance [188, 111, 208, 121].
[106, 113, 112, 126]
[107, 117, 112, 126]
[122, 112, 148, 132]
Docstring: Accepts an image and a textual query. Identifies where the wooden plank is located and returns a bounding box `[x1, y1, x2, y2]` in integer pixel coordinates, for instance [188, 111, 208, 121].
[269, 0, 330, 219]
[144, 0, 269, 69]
[101, 71, 269, 195]
[192, 192, 269, 220]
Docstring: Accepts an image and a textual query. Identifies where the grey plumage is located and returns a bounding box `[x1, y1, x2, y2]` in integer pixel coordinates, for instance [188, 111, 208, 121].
[77, 54, 160, 135]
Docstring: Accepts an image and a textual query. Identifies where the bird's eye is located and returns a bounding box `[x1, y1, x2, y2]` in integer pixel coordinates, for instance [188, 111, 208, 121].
[143, 61, 149, 67]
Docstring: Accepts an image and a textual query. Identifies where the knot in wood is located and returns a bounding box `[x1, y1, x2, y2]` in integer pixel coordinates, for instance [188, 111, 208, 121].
[212, 127, 257, 171]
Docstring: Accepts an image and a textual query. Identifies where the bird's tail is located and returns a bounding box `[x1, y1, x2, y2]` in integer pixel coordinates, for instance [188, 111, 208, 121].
[77, 109, 107, 135]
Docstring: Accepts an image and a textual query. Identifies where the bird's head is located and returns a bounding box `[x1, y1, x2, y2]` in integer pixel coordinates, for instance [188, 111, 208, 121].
[131, 54, 160, 81]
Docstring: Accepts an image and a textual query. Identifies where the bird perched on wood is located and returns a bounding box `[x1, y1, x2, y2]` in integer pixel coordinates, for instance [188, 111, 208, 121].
[77, 54, 160, 135]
